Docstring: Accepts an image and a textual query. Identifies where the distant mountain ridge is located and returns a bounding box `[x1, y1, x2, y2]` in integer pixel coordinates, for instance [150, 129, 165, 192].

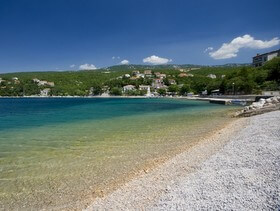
[96, 63, 251, 72]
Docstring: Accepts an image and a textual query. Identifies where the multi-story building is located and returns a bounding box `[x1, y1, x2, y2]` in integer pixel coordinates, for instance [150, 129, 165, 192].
[252, 49, 280, 67]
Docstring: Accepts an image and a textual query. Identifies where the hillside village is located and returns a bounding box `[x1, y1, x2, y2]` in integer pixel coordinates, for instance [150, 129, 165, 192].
[0, 56, 279, 97]
[0, 68, 222, 97]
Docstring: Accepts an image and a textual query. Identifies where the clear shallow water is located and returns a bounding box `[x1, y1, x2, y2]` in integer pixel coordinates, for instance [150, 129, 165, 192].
[0, 98, 235, 210]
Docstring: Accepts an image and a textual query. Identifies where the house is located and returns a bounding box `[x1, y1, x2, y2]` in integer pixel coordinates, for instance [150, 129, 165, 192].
[46, 82, 55, 87]
[137, 73, 145, 78]
[154, 72, 161, 78]
[252, 49, 280, 67]
[123, 85, 135, 92]
[187, 74, 194, 77]
[132, 70, 140, 76]
[124, 74, 131, 78]
[139, 85, 151, 96]
[12, 77, 19, 81]
[207, 74, 217, 79]
[33, 79, 55, 87]
[40, 88, 51, 96]
[144, 70, 152, 75]
[0, 78, 6, 84]
[130, 76, 138, 80]
[139, 85, 150, 91]
[152, 79, 165, 89]
[33, 78, 40, 83]
[168, 79, 176, 85]
[159, 74, 166, 79]
[178, 73, 188, 77]
[38, 80, 47, 86]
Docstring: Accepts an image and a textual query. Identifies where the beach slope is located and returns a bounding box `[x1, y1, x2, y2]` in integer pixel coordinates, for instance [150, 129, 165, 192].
[87, 111, 280, 210]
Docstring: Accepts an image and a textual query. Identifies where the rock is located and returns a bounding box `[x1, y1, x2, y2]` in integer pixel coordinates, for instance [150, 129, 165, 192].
[271, 97, 279, 104]
[259, 98, 266, 105]
[265, 98, 273, 103]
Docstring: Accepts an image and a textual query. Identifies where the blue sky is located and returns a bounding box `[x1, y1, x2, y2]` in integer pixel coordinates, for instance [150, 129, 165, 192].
[0, 0, 279, 72]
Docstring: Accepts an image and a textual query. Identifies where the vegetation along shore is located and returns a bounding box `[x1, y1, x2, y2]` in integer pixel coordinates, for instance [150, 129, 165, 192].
[0, 58, 279, 98]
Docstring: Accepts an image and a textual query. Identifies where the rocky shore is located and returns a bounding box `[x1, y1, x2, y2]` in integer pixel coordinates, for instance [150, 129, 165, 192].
[86, 111, 280, 210]
[236, 96, 280, 117]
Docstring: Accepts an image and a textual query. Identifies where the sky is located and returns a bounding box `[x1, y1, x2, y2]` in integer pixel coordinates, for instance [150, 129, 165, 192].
[0, 0, 280, 72]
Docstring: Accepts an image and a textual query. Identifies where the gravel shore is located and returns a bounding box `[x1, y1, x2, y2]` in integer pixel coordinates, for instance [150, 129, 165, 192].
[87, 111, 280, 210]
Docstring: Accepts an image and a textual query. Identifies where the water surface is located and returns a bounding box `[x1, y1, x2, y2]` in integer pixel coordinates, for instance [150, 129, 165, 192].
[0, 98, 235, 210]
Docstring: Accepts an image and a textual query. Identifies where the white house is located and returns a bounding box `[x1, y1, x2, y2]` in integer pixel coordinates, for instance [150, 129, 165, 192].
[40, 88, 51, 97]
[123, 85, 135, 92]
[144, 70, 152, 75]
[207, 74, 217, 79]
[139, 85, 150, 91]
[33, 78, 55, 87]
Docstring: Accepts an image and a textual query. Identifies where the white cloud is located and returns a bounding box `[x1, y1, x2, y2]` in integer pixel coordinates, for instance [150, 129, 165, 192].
[209, 34, 280, 59]
[204, 47, 213, 53]
[70, 64, 75, 68]
[120, 59, 129, 65]
[79, 63, 97, 70]
[143, 55, 172, 65]
[112, 56, 120, 60]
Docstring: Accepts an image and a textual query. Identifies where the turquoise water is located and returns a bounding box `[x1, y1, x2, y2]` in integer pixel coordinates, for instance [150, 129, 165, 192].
[0, 98, 234, 210]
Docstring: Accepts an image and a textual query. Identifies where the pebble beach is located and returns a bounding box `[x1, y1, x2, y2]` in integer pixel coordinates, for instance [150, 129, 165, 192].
[87, 111, 280, 210]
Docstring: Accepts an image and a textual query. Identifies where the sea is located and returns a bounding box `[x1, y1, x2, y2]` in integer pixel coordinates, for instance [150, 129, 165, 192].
[0, 98, 236, 210]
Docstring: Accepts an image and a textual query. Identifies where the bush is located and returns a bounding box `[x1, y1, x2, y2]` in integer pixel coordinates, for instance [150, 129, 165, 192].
[110, 87, 122, 96]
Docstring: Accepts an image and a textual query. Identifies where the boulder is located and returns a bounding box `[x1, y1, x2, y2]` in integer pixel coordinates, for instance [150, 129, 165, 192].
[265, 98, 273, 104]
[271, 97, 279, 104]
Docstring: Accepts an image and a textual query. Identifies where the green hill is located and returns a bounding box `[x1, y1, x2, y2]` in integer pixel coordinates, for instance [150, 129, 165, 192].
[0, 59, 279, 96]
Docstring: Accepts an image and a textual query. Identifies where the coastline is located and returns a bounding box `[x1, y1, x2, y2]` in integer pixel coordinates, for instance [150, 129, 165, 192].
[85, 116, 244, 210]
[86, 111, 280, 210]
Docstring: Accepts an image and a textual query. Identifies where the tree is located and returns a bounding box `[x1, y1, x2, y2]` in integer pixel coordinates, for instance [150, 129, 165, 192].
[265, 57, 280, 83]
[157, 88, 166, 96]
[163, 78, 170, 86]
[110, 87, 122, 96]
[168, 84, 179, 93]
[179, 84, 191, 95]
[91, 84, 103, 95]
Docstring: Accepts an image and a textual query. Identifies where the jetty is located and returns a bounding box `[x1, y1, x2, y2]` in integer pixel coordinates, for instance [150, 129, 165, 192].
[182, 95, 256, 105]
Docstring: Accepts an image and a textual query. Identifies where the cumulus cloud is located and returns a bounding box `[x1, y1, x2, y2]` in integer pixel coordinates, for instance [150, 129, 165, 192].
[79, 63, 97, 70]
[204, 47, 213, 53]
[143, 55, 172, 65]
[70, 64, 75, 68]
[120, 59, 129, 65]
[209, 34, 280, 59]
[112, 56, 120, 60]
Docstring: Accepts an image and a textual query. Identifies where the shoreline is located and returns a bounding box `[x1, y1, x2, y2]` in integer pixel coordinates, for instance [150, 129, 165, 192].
[86, 111, 280, 210]
[85, 116, 244, 210]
